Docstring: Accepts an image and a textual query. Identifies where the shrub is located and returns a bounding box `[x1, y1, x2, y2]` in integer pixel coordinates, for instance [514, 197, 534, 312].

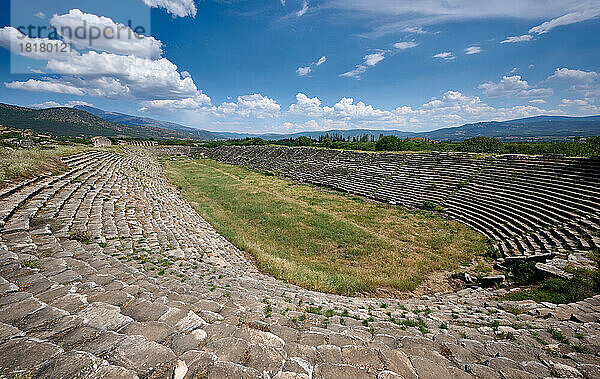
[460, 137, 504, 153]
[509, 261, 539, 284]
[422, 201, 444, 212]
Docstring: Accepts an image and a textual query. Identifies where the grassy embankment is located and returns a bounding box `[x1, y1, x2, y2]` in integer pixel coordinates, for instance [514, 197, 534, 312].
[163, 157, 487, 296]
[0, 146, 90, 187]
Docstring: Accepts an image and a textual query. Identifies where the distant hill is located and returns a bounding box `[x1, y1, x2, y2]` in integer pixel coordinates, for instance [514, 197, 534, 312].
[2, 102, 599, 142]
[73, 105, 226, 140]
[423, 116, 600, 141]
[58, 105, 600, 142]
[0, 103, 207, 140]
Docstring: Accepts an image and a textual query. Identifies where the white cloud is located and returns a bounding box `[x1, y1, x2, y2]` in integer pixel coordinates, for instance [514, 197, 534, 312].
[500, 34, 533, 43]
[464, 46, 481, 55]
[5, 46, 209, 114]
[33, 12, 46, 19]
[216, 94, 281, 119]
[0, 26, 79, 61]
[297, 0, 309, 17]
[5, 78, 85, 95]
[518, 88, 554, 98]
[340, 65, 367, 79]
[141, 0, 197, 18]
[433, 52, 455, 61]
[479, 76, 554, 98]
[547, 68, 600, 85]
[288, 93, 323, 117]
[393, 41, 419, 50]
[479, 75, 529, 97]
[280, 89, 565, 132]
[29, 100, 93, 109]
[297, 56, 327, 76]
[340, 52, 387, 79]
[139, 95, 211, 113]
[529, 99, 546, 104]
[324, 97, 391, 120]
[50, 9, 163, 59]
[529, 5, 600, 34]
[401, 26, 428, 34]
[559, 98, 600, 114]
[327, 1, 597, 38]
[297, 66, 312, 76]
[44, 52, 199, 99]
[364, 52, 386, 66]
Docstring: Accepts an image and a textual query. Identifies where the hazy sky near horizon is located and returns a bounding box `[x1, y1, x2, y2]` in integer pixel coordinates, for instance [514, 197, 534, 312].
[0, 0, 600, 133]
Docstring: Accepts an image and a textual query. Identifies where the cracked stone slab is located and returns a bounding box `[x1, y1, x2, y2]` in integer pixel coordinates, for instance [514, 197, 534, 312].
[108, 335, 175, 376]
[78, 302, 133, 331]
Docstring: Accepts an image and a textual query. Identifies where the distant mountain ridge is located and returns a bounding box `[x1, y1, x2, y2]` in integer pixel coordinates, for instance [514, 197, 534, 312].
[1, 102, 599, 141]
[0, 103, 201, 140]
[75, 105, 600, 142]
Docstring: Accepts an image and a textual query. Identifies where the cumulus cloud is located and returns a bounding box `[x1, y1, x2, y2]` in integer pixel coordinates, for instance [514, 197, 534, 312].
[529, 99, 546, 104]
[4, 50, 209, 113]
[559, 98, 600, 114]
[478, 76, 554, 98]
[43, 52, 198, 99]
[217, 94, 281, 119]
[288, 93, 323, 117]
[464, 46, 481, 55]
[282, 89, 563, 132]
[5, 78, 85, 95]
[141, 0, 197, 18]
[323, 97, 391, 120]
[547, 68, 600, 85]
[479, 75, 529, 97]
[139, 95, 211, 113]
[393, 41, 419, 50]
[50, 9, 163, 59]
[433, 52, 455, 61]
[500, 34, 533, 44]
[0, 26, 79, 61]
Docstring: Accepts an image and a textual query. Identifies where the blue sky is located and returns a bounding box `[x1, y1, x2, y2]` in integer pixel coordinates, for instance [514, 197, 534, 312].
[1, 0, 599, 133]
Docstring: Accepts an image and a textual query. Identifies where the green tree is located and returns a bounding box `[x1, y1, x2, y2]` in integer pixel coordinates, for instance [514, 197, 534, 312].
[375, 135, 402, 151]
[295, 136, 313, 146]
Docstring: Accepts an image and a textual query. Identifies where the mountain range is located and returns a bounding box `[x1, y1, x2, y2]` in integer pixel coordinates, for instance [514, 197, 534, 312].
[1, 102, 599, 142]
[72, 105, 600, 142]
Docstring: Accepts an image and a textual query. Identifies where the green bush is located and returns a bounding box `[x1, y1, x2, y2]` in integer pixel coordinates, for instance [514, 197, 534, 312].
[509, 261, 539, 284]
[459, 137, 504, 153]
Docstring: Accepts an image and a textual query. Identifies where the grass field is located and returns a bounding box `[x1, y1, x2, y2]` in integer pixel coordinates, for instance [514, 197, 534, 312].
[163, 157, 488, 296]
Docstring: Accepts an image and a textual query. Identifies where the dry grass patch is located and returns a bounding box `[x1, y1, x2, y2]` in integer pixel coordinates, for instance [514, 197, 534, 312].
[163, 157, 487, 296]
[0, 146, 88, 186]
